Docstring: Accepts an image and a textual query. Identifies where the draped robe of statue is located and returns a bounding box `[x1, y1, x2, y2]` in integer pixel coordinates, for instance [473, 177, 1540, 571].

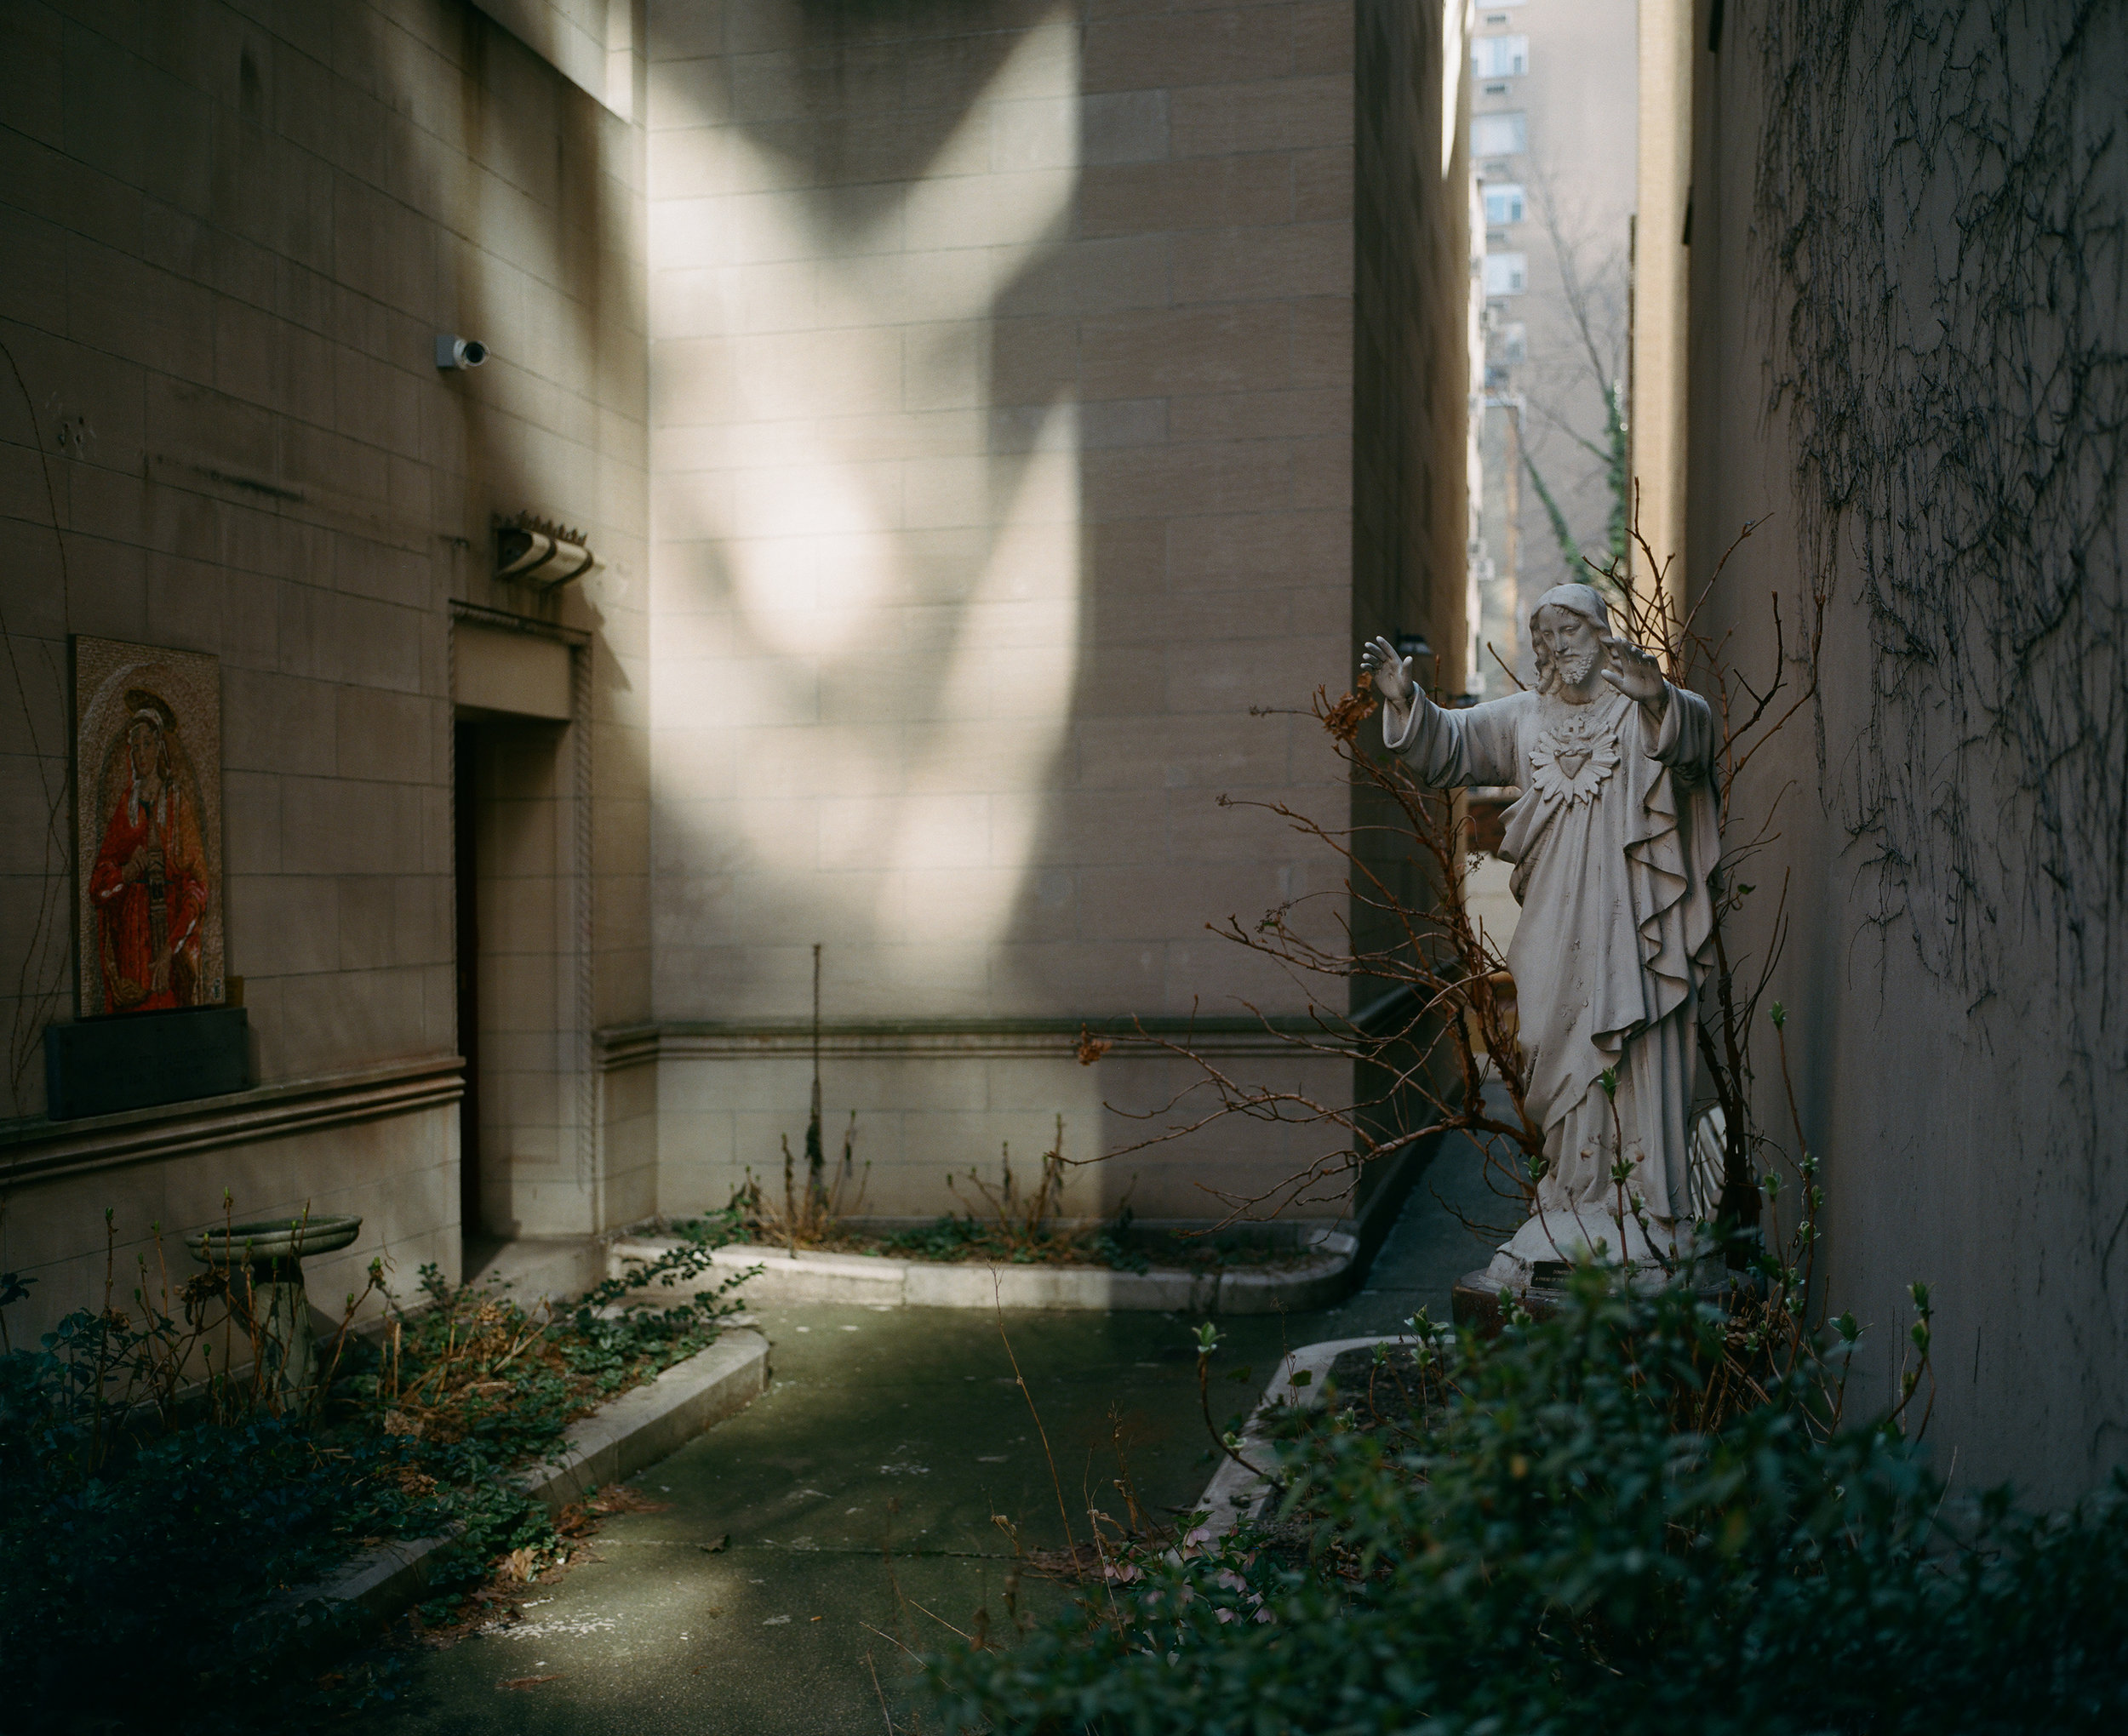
[1386, 658, 1720, 1274]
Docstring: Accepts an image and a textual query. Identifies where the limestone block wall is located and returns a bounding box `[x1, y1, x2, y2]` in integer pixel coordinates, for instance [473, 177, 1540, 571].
[0, 0, 652, 1337]
[1347, 0, 1471, 1064]
[1353, 0, 1469, 695]
[0, 1069, 458, 1329]
[642, 1024, 1351, 1229]
[639, 0, 1451, 1225]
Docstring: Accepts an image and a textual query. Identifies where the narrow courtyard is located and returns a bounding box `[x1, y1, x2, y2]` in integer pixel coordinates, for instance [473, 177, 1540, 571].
[4, 0, 2125, 1730]
[371, 1137, 1499, 1733]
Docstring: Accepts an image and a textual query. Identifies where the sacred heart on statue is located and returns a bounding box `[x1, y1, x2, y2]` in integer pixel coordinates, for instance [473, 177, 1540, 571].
[72, 637, 224, 1018]
[1526, 722, 1622, 808]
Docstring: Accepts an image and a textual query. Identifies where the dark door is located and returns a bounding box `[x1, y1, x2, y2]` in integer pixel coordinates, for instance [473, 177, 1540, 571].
[453, 720, 482, 1240]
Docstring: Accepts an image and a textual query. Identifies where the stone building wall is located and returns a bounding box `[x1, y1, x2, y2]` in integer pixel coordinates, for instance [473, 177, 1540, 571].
[0, 0, 651, 1335]
[637, 0, 1468, 1226]
[1683, 0, 2128, 1505]
[0, 0, 1473, 1344]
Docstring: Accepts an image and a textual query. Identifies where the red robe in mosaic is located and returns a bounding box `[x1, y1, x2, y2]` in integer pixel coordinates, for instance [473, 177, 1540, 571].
[86, 777, 209, 1014]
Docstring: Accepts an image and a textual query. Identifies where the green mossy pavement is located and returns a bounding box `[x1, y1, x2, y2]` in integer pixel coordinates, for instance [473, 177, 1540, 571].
[367, 1133, 1501, 1733]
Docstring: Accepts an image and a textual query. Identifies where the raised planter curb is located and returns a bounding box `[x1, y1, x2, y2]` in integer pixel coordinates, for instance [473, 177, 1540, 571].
[1195, 1335, 1386, 1537]
[307, 1530, 461, 1625]
[290, 1328, 769, 1633]
[609, 1234, 1358, 1314]
[516, 1327, 769, 1510]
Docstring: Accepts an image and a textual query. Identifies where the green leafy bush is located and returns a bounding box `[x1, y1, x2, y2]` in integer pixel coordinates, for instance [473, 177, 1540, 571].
[0, 1220, 752, 1733]
[924, 1275, 2128, 1735]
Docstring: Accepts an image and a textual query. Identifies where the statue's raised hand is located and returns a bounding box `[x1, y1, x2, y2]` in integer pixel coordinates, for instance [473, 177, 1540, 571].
[1600, 637, 1667, 706]
[1360, 636, 1416, 709]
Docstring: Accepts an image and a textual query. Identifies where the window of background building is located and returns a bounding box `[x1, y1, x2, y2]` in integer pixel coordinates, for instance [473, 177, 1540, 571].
[1471, 112, 1527, 157]
[1473, 35, 1530, 78]
[1483, 254, 1528, 295]
[1484, 182, 1526, 225]
[1496, 321, 1528, 363]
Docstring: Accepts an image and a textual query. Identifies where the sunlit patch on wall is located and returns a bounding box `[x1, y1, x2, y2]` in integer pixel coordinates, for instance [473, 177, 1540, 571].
[646, 7, 1085, 999]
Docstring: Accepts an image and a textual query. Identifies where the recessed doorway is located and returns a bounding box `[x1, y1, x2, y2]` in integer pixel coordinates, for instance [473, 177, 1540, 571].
[453, 718, 484, 1242]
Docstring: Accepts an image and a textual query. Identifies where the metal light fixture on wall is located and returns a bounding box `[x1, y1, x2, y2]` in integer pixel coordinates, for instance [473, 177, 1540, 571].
[495, 512, 596, 590]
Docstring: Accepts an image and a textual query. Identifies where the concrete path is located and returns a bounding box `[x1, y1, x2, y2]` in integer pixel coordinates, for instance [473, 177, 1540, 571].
[373, 1128, 1504, 1733]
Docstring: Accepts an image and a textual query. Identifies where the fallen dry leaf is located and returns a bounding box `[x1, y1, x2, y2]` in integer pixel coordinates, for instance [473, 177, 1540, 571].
[588, 1482, 672, 1516]
[559, 1483, 672, 1535]
[498, 1674, 563, 1690]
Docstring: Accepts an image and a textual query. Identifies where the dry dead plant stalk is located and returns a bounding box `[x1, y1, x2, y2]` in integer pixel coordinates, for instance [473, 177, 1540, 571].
[947, 1116, 1070, 1249]
[734, 941, 872, 1250]
[734, 1111, 868, 1251]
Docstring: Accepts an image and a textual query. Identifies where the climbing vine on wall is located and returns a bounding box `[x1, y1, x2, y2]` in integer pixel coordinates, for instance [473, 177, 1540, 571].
[1753, 0, 2128, 1007]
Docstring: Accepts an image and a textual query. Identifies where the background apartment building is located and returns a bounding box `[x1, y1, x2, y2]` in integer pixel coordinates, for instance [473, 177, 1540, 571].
[1465, 0, 1638, 691]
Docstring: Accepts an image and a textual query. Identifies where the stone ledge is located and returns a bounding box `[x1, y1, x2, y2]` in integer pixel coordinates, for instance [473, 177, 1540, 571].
[1195, 1335, 1385, 1537]
[609, 1236, 1357, 1314]
[595, 1014, 1359, 1069]
[289, 1328, 769, 1636]
[0, 1054, 463, 1186]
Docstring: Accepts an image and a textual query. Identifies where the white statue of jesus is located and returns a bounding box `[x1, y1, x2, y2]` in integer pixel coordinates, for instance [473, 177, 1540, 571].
[1362, 583, 1721, 1282]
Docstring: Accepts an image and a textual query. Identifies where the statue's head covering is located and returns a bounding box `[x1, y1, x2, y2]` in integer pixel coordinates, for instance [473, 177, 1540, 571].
[1529, 583, 1610, 635]
[1529, 583, 1611, 694]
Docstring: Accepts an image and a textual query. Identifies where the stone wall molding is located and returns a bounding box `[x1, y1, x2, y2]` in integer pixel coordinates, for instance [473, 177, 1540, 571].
[449, 597, 592, 648]
[0, 1055, 464, 1190]
[594, 1016, 1365, 1071]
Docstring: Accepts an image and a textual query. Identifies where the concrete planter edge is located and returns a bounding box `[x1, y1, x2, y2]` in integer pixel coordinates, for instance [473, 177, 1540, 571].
[610, 1235, 1359, 1314]
[283, 1328, 770, 1639]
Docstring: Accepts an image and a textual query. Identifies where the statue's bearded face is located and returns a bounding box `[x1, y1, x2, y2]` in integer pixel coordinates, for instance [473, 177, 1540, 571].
[1536, 605, 1604, 690]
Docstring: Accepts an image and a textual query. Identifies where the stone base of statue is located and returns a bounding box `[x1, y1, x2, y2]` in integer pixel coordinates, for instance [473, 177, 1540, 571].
[1450, 1207, 1723, 1335]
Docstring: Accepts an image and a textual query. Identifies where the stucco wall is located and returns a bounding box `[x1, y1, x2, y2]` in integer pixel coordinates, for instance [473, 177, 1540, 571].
[1684, 0, 2128, 1506]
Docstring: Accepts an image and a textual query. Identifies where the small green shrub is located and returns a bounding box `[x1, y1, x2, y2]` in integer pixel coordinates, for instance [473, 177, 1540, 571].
[876, 1212, 1153, 1271]
[0, 1216, 752, 1733]
[924, 1273, 2128, 1735]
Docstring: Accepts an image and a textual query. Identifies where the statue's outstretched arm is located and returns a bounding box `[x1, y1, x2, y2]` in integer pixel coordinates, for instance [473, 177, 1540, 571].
[1361, 637, 1519, 787]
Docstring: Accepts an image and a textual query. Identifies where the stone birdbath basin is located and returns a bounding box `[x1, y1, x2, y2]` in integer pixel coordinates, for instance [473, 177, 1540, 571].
[188, 1213, 363, 1408]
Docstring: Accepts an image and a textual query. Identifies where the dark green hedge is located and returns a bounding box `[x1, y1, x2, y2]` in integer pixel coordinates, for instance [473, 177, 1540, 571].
[925, 1278, 2128, 1735]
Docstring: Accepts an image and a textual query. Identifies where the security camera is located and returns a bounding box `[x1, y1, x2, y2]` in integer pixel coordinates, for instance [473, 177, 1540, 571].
[435, 334, 489, 370]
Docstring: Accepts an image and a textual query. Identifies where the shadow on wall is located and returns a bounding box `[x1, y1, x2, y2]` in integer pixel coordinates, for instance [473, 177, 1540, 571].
[646, 0, 1090, 1016]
